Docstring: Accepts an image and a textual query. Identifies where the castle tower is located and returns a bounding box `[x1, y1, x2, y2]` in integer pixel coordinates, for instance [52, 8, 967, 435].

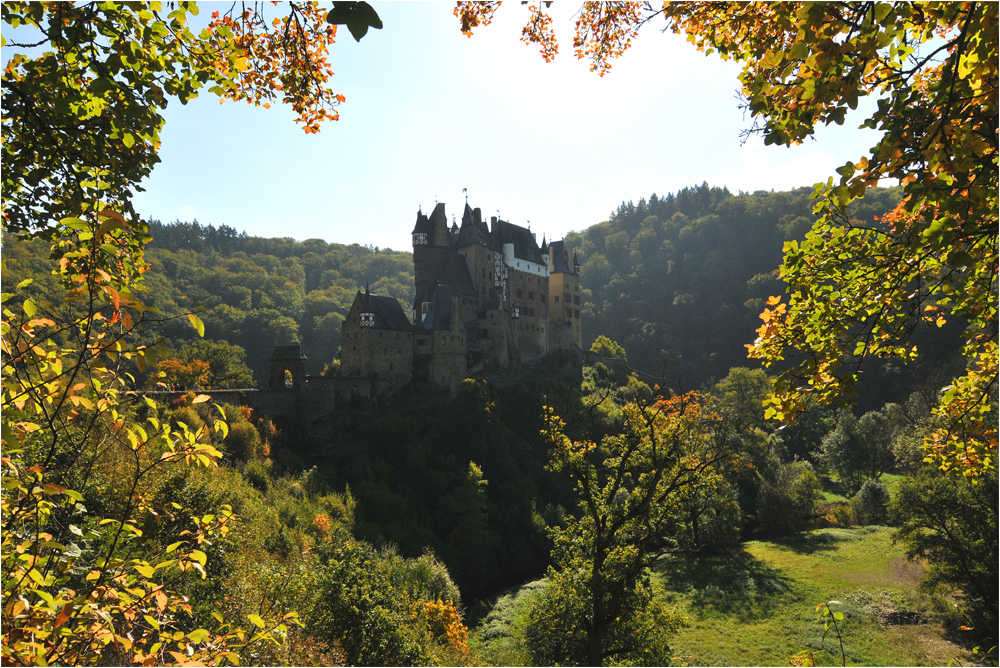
[547, 240, 583, 351]
[268, 343, 307, 389]
[412, 203, 454, 324]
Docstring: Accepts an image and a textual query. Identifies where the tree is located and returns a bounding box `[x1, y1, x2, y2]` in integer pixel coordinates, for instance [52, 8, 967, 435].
[2, 2, 369, 663]
[820, 409, 895, 493]
[890, 470, 998, 643]
[714, 367, 771, 434]
[529, 393, 720, 665]
[2, 2, 346, 241]
[589, 334, 626, 360]
[458, 1, 998, 477]
[177, 339, 256, 389]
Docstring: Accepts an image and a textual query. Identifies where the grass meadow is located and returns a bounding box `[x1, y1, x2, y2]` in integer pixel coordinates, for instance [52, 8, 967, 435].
[471, 527, 973, 666]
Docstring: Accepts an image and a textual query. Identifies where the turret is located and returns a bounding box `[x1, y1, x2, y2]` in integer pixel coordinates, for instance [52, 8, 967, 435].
[540, 235, 549, 266]
[360, 283, 375, 327]
[411, 208, 429, 246]
[429, 203, 449, 246]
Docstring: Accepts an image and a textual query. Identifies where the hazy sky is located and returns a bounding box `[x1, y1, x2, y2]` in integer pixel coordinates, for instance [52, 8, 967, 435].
[131, 2, 884, 251]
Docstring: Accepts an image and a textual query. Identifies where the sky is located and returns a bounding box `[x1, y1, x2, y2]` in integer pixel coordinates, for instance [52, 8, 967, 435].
[129, 2, 886, 251]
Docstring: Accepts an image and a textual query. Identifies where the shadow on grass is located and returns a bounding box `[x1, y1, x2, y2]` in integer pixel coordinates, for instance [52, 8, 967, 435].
[821, 476, 851, 500]
[653, 550, 795, 621]
[769, 530, 854, 555]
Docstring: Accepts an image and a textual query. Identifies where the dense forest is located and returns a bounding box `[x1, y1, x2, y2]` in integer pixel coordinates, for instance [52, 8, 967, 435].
[564, 183, 964, 410]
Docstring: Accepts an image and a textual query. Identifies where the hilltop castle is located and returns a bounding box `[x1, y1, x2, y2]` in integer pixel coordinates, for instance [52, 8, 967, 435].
[338, 201, 582, 394]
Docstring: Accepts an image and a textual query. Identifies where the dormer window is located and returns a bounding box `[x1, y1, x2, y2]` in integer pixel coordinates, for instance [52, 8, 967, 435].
[413, 232, 428, 246]
[360, 312, 375, 327]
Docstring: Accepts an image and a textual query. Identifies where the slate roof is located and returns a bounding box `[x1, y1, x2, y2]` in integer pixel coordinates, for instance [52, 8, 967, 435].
[411, 209, 430, 235]
[427, 202, 449, 246]
[456, 204, 491, 248]
[492, 219, 544, 264]
[270, 343, 307, 360]
[422, 284, 464, 331]
[548, 240, 578, 275]
[359, 289, 415, 331]
[440, 254, 478, 296]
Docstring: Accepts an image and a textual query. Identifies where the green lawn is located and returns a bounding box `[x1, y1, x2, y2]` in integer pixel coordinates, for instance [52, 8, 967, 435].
[471, 527, 970, 666]
[652, 527, 969, 666]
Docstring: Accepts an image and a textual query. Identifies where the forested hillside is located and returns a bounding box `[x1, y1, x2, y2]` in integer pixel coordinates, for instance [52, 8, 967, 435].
[564, 184, 963, 409]
[2, 221, 415, 384]
[4, 184, 963, 407]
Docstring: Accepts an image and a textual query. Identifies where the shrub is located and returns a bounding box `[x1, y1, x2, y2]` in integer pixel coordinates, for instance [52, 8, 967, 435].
[224, 421, 263, 462]
[851, 479, 890, 525]
[243, 459, 271, 493]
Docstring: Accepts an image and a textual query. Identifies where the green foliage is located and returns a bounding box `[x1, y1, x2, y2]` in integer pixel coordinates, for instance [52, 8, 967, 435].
[714, 367, 771, 433]
[306, 539, 465, 667]
[469, 581, 545, 667]
[3, 225, 416, 385]
[565, 186, 938, 410]
[525, 568, 683, 666]
[820, 410, 895, 493]
[711, 3, 1000, 478]
[224, 421, 264, 462]
[890, 470, 998, 644]
[757, 460, 823, 538]
[850, 480, 890, 526]
[534, 394, 720, 664]
[589, 334, 626, 359]
[176, 339, 256, 389]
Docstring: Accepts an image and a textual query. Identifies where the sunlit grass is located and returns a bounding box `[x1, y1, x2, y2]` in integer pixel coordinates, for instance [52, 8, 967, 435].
[653, 527, 969, 666]
[470, 527, 970, 666]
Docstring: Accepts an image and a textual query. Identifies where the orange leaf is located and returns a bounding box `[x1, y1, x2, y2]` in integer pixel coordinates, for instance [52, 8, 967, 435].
[154, 590, 168, 611]
[54, 602, 74, 628]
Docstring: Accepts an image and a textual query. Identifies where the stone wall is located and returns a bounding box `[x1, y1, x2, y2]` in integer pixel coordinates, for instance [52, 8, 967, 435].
[341, 300, 415, 393]
[508, 268, 548, 360]
[548, 270, 582, 350]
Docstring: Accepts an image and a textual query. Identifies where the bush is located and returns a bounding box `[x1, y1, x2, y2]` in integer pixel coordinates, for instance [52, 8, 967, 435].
[891, 470, 998, 644]
[757, 460, 823, 537]
[851, 479, 890, 525]
[224, 421, 263, 462]
[243, 459, 271, 493]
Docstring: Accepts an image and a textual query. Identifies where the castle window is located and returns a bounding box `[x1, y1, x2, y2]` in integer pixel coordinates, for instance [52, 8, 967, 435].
[554, 296, 559, 302]
[574, 310, 580, 319]
[528, 291, 533, 300]
[517, 288, 523, 298]
[413, 233, 428, 245]
[574, 295, 580, 305]
[360, 312, 375, 327]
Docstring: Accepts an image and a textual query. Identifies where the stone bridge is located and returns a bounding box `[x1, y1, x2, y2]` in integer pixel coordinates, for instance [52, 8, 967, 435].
[137, 375, 374, 431]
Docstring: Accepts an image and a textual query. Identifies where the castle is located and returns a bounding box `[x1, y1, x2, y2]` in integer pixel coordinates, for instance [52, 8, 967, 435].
[338, 201, 582, 395]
